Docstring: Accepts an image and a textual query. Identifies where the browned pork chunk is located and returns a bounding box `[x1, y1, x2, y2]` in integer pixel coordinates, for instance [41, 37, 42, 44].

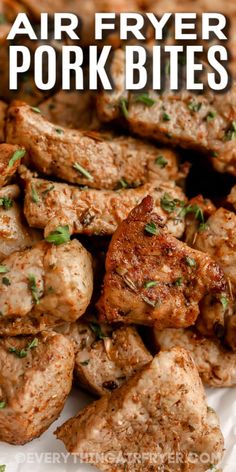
[0, 184, 41, 261]
[154, 328, 236, 387]
[20, 167, 187, 238]
[0, 330, 74, 444]
[97, 49, 236, 176]
[58, 321, 152, 396]
[98, 196, 227, 330]
[0, 144, 25, 188]
[6, 102, 184, 189]
[184, 206, 236, 347]
[0, 239, 93, 335]
[56, 347, 224, 471]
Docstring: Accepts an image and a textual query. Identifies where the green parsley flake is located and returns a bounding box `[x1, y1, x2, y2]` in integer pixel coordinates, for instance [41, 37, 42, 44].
[118, 178, 129, 189]
[80, 360, 90, 366]
[0, 402, 6, 409]
[161, 193, 184, 214]
[220, 296, 228, 311]
[225, 121, 236, 141]
[0, 265, 9, 274]
[120, 98, 129, 118]
[174, 277, 182, 287]
[28, 275, 40, 305]
[31, 106, 41, 114]
[185, 256, 196, 268]
[0, 196, 13, 210]
[55, 128, 63, 134]
[45, 225, 71, 245]
[188, 101, 202, 112]
[90, 323, 107, 340]
[42, 185, 55, 196]
[9, 338, 38, 358]
[155, 156, 168, 168]
[8, 149, 26, 168]
[144, 280, 158, 288]
[31, 185, 39, 204]
[162, 112, 171, 122]
[136, 93, 155, 107]
[206, 111, 217, 122]
[0, 465, 6, 472]
[145, 222, 158, 236]
[73, 163, 93, 181]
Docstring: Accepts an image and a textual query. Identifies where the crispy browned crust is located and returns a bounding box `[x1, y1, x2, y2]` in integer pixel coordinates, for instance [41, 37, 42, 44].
[0, 143, 24, 188]
[98, 196, 227, 330]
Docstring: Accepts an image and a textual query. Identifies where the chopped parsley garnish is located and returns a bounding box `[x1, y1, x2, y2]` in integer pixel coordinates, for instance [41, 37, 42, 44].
[160, 193, 185, 214]
[188, 101, 202, 112]
[220, 296, 228, 311]
[162, 112, 171, 121]
[118, 178, 129, 189]
[9, 338, 38, 358]
[206, 111, 217, 122]
[225, 121, 236, 141]
[8, 149, 26, 168]
[181, 204, 204, 223]
[0, 266, 9, 274]
[55, 128, 63, 134]
[198, 222, 209, 232]
[211, 151, 219, 158]
[0, 402, 6, 409]
[31, 106, 41, 114]
[0, 196, 13, 210]
[120, 98, 129, 118]
[2, 277, 10, 286]
[31, 185, 39, 204]
[73, 162, 93, 181]
[90, 322, 107, 340]
[136, 93, 155, 107]
[0, 465, 6, 472]
[144, 280, 158, 288]
[155, 155, 168, 168]
[28, 275, 40, 305]
[145, 221, 158, 236]
[174, 277, 182, 287]
[45, 225, 71, 245]
[185, 256, 196, 268]
[80, 360, 90, 366]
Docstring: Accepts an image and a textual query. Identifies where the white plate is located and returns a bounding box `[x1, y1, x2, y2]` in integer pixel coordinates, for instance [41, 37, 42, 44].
[0, 387, 235, 471]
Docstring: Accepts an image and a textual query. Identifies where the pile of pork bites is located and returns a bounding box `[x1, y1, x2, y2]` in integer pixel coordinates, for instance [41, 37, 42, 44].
[1, 4, 236, 472]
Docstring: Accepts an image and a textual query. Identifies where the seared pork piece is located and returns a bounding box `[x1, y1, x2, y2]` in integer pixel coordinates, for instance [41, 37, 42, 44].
[154, 328, 236, 387]
[0, 144, 25, 188]
[98, 196, 226, 330]
[0, 184, 41, 261]
[56, 347, 224, 471]
[58, 321, 152, 396]
[7, 102, 183, 189]
[21, 168, 187, 238]
[184, 195, 216, 247]
[185, 206, 236, 346]
[39, 90, 102, 130]
[0, 239, 93, 336]
[0, 100, 6, 142]
[97, 49, 236, 176]
[0, 330, 74, 445]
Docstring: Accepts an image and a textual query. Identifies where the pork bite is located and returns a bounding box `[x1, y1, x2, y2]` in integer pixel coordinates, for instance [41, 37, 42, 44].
[0, 184, 41, 261]
[0, 330, 74, 445]
[58, 321, 152, 396]
[0, 143, 25, 188]
[98, 196, 226, 330]
[56, 347, 224, 471]
[7, 102, 184, 189]
[20, 168, 187, 238]
[0, 100, 6, 142]
[97, 49, 236, 176]
[0, 239, 93, 335]
[154, 328, 236, 387]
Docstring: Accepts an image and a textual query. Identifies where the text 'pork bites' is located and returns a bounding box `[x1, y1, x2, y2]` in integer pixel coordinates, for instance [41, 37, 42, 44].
[0, 239, 93, 336]
[98, 196, 227, 331]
